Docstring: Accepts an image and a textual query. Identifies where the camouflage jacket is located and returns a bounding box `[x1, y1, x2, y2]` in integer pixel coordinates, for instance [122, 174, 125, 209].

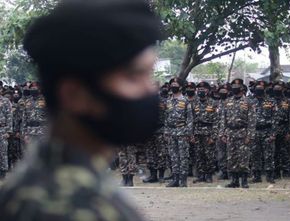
[164, 95, 193, 136]
[192, 98, 219, 138]
[252, 97, 276, 136]
[219, 96, 256, 139]
[0, 140, 144, 221]
[22, 95, 48, 137]
[217, 99, 227, 137]
[273, 97, 290, 134]
[0, 96, 13, 135]
[12, 102, 22, 134]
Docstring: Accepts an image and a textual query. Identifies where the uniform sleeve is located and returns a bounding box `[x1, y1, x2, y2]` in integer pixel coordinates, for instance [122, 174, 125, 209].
[211, 102, 219, 139]
[185, 101, 193, 136]
[4, 100, 13, 134]
[218, 102, 226, 137]
[163, 100, 169, 135]
[247, 101, 256, 140]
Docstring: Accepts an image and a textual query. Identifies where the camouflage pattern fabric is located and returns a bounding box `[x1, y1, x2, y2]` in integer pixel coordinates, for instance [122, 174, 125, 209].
[164, 95, 193, 175]
[220, 96, 256, 173]
[193, 98, 218, 175]
[22, 95, 48, 141]
[119, 146, 137, 175]
[0, 96, 13, 173]
[251, 97, 276, 172]
[0, 141, 144, 221]
[273, 97, 290, 173]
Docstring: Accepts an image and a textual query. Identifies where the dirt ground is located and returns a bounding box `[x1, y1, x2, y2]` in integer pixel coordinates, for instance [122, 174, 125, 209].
[114, 171, 290, 221]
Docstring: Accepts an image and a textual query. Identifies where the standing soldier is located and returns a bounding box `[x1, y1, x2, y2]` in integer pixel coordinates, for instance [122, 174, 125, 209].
[0, 91, 13, 179]
[22, 83, 47, 144]
[165, 78, 193, 187]
[185, 82, 197, 177]
[251, 81, 276, 183]
[221, 79, 256, 188]
[143, 85, 168, 183]
[192, 82, 218, 183]
[217, 84, 231, 180]
[119, 146, 137, 187]
[273, 81, 290, 178]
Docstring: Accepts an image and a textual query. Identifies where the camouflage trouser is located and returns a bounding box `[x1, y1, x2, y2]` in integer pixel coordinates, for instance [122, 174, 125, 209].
[188, 142, 196, 167]
[145, 134, 167, 170]
[227, 130, 250, 173]
[252, 130, 275, 172]
[195, 134, 216, 174]
[275, 129, 290, 172]
[216, 137, 227, 172]
[8, 137, 23, 170]
[119, 146, 137, 175]
[0, 136, 9, 172]
[168, 136, 189, 175]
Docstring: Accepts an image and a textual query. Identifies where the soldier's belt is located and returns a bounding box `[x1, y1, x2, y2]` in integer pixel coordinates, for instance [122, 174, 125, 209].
[226, 124, 247, 130]
[197, 122, 213, 127]
[256, 124, 272, 130]
[279, 121, 289, 126]
[168, 122, 186, 128]
[27, 121, 45, 127]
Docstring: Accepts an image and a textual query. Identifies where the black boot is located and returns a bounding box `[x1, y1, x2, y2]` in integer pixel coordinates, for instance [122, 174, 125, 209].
[179, 174, 188, 187]
[143, 169, 158, 183]
[166, 174, 179, 187]
[274, 169, 281, 179]
[266, 170, 275, 184]
[120, 175, 127, 186]
[241, 172, 249, 188]
[158, 169, 165, 183]
[226, 173, 240, 188]
[127, 175, 134, 187]
[193, 174, 205, 183]
[188, 165, 193, 177]
[205, 174, 213, 183]
[251, 170, 262, 183]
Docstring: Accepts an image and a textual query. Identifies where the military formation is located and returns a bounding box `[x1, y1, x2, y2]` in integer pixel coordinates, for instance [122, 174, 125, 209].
[0, 81, 47, 180]
[119, 78, 290, 189]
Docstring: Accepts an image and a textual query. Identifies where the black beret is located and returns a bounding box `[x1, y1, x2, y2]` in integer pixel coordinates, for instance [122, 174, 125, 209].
[24, 0, 163, 77]
[231, 78, 244, 85]
[197, 81, 211, 90]
[218, 84, 232, 92]
[186, 82, 196, 89]
[169, 78, 184, 86]
[273, 81, 285, 88]
[255, 81, 268, 88]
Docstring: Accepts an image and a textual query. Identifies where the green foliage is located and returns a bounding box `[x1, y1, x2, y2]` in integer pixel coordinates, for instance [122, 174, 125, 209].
[192, 62, 227, 81]
[157, 40, 186, 75]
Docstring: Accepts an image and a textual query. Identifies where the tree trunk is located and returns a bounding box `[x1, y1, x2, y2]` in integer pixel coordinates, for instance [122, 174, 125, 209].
[227, 51, 236, 82]
[177, 44, 193, 79]
[269, 45, 281, 82]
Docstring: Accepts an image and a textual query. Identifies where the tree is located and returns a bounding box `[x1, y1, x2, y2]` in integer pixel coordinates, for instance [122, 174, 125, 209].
[191, 62, 227, 82]
[258, 0, 290, 81]
[153, 0, 264, 80]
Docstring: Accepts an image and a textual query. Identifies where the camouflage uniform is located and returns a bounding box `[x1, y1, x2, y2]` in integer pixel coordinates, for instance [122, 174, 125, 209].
[220, 96, 256, 174]
[273, 97, 290, 176]
[8, 102, 23, 170]
[145, 96, 167, 171]
[22, 95, 48, 142]
[216, 99, 228, 175]
[193, 98, 218, 178]
[251, 97, 276, 179]
[0, 96, 13, 177]
[119, 146, 137, 176]
[0, 141, 144, 221]
[164, 95, 193, 177]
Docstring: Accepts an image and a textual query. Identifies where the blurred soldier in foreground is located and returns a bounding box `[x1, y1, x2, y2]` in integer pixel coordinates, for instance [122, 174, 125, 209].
[0, 0, 162, 220]
[119, 146, 137, 187]
[220, 79, 256, 188]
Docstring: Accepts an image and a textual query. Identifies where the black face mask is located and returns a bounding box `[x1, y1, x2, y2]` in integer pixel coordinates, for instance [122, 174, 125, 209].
[284, 90, 290, 98]
[30, 89, 39, 97]
[160, 89, 168, 97]
[186, 90, 195, 97]
[23, 89, 30, 97]
[78, 88, 160, 146]
[171, 86, 180, 94]
[255, 89, 265, 97]
[197, 91, 206, 98]
[274, 89, 282, 97]
[232, 87, 241, 95]
[219, 93, 227, 100]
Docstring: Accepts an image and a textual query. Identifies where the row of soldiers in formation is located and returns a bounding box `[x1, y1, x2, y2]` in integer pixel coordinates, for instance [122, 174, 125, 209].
[118, 78, 290, 188]
[0, 81, 47, 179]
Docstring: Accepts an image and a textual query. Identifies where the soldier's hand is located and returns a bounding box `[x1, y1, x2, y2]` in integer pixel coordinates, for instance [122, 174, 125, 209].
[244, 137, 250, 145]
[207, 138, 215, 145]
